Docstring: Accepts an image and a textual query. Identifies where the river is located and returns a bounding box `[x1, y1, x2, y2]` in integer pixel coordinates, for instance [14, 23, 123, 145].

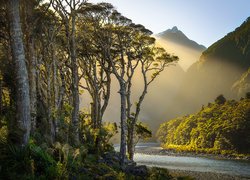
[117, 143, 250, 178]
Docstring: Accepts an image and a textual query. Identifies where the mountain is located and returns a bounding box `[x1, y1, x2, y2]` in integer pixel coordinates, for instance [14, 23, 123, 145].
[155, 26, 206, 71]
[166, 17, 250, 120]
[157, 26, 206, 51]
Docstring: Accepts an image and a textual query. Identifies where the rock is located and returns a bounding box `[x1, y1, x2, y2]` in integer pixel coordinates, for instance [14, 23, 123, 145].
[125, 165, 148, 177]
[101, 151, 121, 168]
[103, 151, 120, 162]
[124, 159, 137, 166]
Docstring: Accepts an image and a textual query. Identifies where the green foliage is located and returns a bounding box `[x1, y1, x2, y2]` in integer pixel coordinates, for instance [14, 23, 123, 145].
[0, 139, 175, 179]
[148, 167, 172, 180]
[0, 140, 121, 179]
[0, 125, 7, 143]
[79, 112, 118, 154]
[135, 122, 152, 142]
[0, 141, 59, 179]
[157, 95, 250, 156]
[215, 94, 226, 104]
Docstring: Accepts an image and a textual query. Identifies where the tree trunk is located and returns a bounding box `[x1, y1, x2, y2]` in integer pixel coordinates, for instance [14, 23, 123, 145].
[57, 69, 65, 111]
[119, 80, 127, 167]
[46, 61, 55, 143]
[29, 38, 37, 133]
[127, 123, 135, 160]
[52, 46, 58, 108]
[55, 68, 66, 140]
[0, 78, 2, 115]
[127, 69, 148, 160]
[126, 75, 133, 160]
[8, 0, 31, 146]
[100, 70, 111, 118]
[52, 45, 58, 141]
[71, 15, 79, 145]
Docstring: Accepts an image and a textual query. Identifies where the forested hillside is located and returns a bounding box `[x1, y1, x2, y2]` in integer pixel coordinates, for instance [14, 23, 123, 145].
[166, 17, 250, 121]
[157, 94, 250, 156]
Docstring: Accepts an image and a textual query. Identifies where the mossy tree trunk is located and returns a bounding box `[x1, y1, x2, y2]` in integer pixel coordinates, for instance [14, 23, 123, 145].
[8, 0, 31, 146]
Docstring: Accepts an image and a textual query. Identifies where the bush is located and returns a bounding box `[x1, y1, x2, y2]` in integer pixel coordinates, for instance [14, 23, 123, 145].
[149, 167, 173, 180]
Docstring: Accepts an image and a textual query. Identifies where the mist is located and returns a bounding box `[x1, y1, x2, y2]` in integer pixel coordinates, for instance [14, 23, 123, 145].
[79, 36, 205, 140]
[80, 23, 249, 142]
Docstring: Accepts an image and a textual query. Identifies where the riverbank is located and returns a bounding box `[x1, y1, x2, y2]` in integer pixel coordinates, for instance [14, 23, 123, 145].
[168, 169, 250, 180]
[134, 143, 250, 179]
[135, 145, 250, 161]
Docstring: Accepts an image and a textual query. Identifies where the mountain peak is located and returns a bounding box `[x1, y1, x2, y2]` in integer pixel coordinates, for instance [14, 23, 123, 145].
[164, 26, 180, 34]
[156, 26, 181, 36]
[156, 27, 206, 51]
[171, 26, 179, 32]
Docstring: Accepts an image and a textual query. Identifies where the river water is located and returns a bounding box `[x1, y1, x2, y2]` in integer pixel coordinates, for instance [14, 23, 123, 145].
[123, 143, 250, 177]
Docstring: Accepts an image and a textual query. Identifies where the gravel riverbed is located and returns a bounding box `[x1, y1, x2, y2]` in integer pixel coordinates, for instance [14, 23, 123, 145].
[169, 169, 250, 180]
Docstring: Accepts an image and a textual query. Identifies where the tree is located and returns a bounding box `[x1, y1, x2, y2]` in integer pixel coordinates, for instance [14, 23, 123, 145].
[36, 6, 64, 143]
[215, 94, 226, 105]
[77, 3, 131, 165]
[77, 3, 178, 162]
[126, 35, 178, 160]
[52, 0, 86, 145]
[77, 4, 112, 130]
[22, 0, 52, 134]
[8, 0, 31, 146]
[134, 122, 152, 145]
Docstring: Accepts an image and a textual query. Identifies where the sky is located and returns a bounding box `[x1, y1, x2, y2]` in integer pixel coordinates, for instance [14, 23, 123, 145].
[89, 0, 250, 47]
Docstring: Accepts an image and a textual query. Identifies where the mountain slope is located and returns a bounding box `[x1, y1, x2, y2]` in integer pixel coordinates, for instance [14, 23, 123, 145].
[166, 17, 250, 120]
[232, 68, 250, 97]
[155, 26, 206, 71]
[157, 26, 206, 51]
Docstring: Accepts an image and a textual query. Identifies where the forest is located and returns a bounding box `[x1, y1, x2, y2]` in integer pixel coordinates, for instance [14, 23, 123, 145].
[157, 94, 250, 157]
[0, 0, 181, 179]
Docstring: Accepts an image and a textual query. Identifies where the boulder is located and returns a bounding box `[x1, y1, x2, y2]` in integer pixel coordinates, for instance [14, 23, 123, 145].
[125, 165, 148, 177]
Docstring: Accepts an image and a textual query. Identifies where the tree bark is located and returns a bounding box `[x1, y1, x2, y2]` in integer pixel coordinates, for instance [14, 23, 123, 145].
[0, 78, 2, 115]
[127, 124, 135, 160]
[119, 80, 127, 167]
[127, 64, 148, 160]
[29, 38, 37, 133]
[8, 0, 31, 146]
[126, 71, 133, 160]
[46, 60, 54, 143]
[52, 45, 58, 141]
[71, 14, 79, 145]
